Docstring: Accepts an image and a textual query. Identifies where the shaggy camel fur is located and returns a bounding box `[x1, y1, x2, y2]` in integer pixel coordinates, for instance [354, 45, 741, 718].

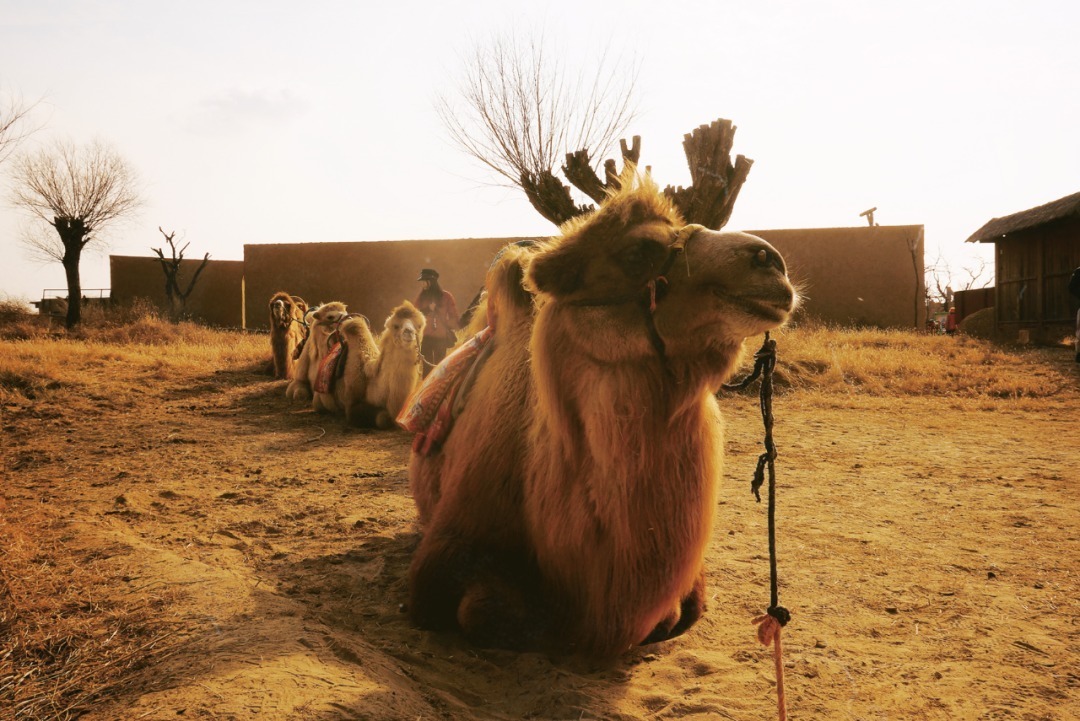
[363, 301, 425, 429]
[285, 302, 348, 405]
[268, 292, 308, 380]
[406, 174, 796, 660]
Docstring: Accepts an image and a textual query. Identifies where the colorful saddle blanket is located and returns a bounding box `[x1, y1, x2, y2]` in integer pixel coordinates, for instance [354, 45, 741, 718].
[397, 326, 494, 456]
[313, 336, 345, 395]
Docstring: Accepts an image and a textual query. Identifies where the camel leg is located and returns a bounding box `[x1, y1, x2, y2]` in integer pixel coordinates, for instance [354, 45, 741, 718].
[409, 531, 546, 650]
[639, 571, 707, 646]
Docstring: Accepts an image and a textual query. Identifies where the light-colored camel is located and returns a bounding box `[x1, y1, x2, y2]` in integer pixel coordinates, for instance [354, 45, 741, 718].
[405, 172, 797, 660]
[363, 301, 426, 429]
[268, 292, 308, 380]
[285, 301, 348, 405]
[317, 313, 381, 422]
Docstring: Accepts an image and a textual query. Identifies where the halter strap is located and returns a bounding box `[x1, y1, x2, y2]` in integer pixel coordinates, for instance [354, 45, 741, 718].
[567, 224, 705, 375]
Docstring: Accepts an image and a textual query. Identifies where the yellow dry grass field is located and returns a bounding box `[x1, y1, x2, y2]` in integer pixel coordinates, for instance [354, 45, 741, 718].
[2, 309, 1078, 720]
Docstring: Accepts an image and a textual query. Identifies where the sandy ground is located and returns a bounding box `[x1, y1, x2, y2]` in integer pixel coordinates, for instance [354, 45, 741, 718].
[3, 349, 1079, 720]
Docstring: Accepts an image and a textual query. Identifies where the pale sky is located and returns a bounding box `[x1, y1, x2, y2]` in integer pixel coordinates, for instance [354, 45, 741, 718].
[2, 0, 1077, 304]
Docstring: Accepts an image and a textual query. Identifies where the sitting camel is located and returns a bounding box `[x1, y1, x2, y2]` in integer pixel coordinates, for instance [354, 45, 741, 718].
[362, 301, 426, 429]
[317, 313, 381, 422]
[285, 301, 348, 404]
[403, 172, 796, 660]
[268, 292, 308, 380]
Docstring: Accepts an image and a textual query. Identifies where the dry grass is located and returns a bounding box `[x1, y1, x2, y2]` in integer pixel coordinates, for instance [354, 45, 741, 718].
[1, 314, 268, 720]
[736, 321, 1073, 402]
[0, 511, 186, 720]
[1, 317, 1075, 718]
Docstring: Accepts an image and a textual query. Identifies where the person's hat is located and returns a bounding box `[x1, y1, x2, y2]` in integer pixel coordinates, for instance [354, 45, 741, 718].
[417, 268, 439, 281]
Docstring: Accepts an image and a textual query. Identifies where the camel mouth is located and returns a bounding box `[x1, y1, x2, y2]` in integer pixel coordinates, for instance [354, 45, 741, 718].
[709, 285, 795, 321]
[738, 298, 793, 324]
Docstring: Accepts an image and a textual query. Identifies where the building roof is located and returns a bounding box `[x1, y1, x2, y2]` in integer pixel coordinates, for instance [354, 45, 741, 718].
[966, 190, 1080, 243]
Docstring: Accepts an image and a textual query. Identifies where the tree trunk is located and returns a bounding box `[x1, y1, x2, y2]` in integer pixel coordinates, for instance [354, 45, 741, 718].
[55, 217, 87, 329]
[521, 169, 590, 226]
[62, 250, 82, 329]
[663, 119, 753, 230]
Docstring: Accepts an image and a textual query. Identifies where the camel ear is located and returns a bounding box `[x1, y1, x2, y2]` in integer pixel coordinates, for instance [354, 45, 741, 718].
[528, 244, 585, 296]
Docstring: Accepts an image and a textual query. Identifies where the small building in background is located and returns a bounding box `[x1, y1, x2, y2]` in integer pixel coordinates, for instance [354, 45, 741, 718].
[966, 191, 1080, 343]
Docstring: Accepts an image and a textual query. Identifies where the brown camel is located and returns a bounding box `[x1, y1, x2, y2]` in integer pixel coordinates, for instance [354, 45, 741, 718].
[363, 301, 426, 429]
[405, 172, 796, 660]
[268, 292, 308, 380]
[285, 301, 348, 405]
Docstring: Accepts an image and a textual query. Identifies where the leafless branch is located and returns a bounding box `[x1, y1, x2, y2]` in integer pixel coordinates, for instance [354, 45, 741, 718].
[436, 30, 640, 224]
[10, 138, 143, 250]
[9, 137, 143, 326]
[0, 90, 42, 165]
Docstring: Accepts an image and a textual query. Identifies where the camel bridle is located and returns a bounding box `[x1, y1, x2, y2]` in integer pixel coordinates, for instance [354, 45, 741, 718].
[566, 223, 705, 376]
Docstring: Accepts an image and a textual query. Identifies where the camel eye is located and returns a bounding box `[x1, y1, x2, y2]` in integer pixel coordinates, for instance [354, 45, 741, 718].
[756, 249, 768, 265]
[619, 239, 663, 276]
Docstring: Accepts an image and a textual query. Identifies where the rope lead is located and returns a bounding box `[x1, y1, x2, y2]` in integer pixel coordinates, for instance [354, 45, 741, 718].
[722, 330, 791, 721]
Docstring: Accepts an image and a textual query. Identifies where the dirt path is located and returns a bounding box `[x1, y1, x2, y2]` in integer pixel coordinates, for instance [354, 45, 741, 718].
[3, 353, 1079, 720]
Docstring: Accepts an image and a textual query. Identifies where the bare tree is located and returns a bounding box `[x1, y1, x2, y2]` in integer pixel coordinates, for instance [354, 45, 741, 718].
[438, 33, 754, 230]
[436, 32, 640, 225]
[924, 248, 993, 323]
[0, 90, 39, 165]
[152, 227, 211, 322]
[10, 139, 143, 328]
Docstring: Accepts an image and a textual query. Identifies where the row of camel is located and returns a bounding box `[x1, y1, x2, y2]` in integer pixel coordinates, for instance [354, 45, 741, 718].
[269, 171, 797, 661]
[268, 294, 426, 429]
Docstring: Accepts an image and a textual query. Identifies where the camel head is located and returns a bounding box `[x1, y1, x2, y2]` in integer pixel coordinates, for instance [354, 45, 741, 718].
[383, 301, 426, 350]
[269, 291, 302, 329]
[309, 301, 348, 327]
[526, 171, 796, 384]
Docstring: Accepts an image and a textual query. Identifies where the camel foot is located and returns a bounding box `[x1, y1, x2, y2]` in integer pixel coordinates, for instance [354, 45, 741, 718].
[457, 579, 545, 651]
[640, 576, 706, 646]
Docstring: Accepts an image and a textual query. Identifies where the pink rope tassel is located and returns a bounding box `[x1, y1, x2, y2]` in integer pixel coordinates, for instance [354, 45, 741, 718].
[753, 614, 788, 721]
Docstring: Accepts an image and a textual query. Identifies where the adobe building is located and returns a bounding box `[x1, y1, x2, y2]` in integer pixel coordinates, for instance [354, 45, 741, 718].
[111, 224, 926, 332]
[751, 225, 925, 329]
[109, 255, 244, 327]
[243, 237, 522, 332]
[966, 191, 1080, 343]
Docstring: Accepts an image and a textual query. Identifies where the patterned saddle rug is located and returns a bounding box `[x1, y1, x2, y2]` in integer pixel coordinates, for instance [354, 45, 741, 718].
[397, 326, 494, 456]
[313, 335, 347, 395]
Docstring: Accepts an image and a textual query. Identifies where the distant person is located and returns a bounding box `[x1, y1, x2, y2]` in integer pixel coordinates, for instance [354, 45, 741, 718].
[415, 268, 459, 369]
[1069, 266, 1080, 362]
[945, 306, 958, 335]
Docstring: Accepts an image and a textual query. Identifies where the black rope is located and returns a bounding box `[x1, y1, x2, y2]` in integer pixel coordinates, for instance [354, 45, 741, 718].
[721, 331, 790, 627]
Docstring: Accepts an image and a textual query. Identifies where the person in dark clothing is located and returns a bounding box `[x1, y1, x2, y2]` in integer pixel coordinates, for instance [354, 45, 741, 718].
[415, 268, 460, 369]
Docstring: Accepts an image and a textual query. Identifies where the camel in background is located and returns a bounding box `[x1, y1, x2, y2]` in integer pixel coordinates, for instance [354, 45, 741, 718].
[268, 292, 308, 380]
[363, 301, 425, 429]
[286, 302, 348, 405]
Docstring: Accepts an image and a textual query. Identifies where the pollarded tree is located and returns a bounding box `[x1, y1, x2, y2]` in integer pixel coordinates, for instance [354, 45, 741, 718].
[438, 32, 753, 229]
[152, 227, 210, 322]
[10, 139, 143, 328]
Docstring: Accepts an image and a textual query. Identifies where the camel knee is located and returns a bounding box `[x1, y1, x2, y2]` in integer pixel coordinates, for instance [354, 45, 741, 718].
[286, 380, 311, 402]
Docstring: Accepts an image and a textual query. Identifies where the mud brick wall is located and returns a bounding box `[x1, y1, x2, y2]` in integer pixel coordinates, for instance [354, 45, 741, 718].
[110, 256, 244, 327]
